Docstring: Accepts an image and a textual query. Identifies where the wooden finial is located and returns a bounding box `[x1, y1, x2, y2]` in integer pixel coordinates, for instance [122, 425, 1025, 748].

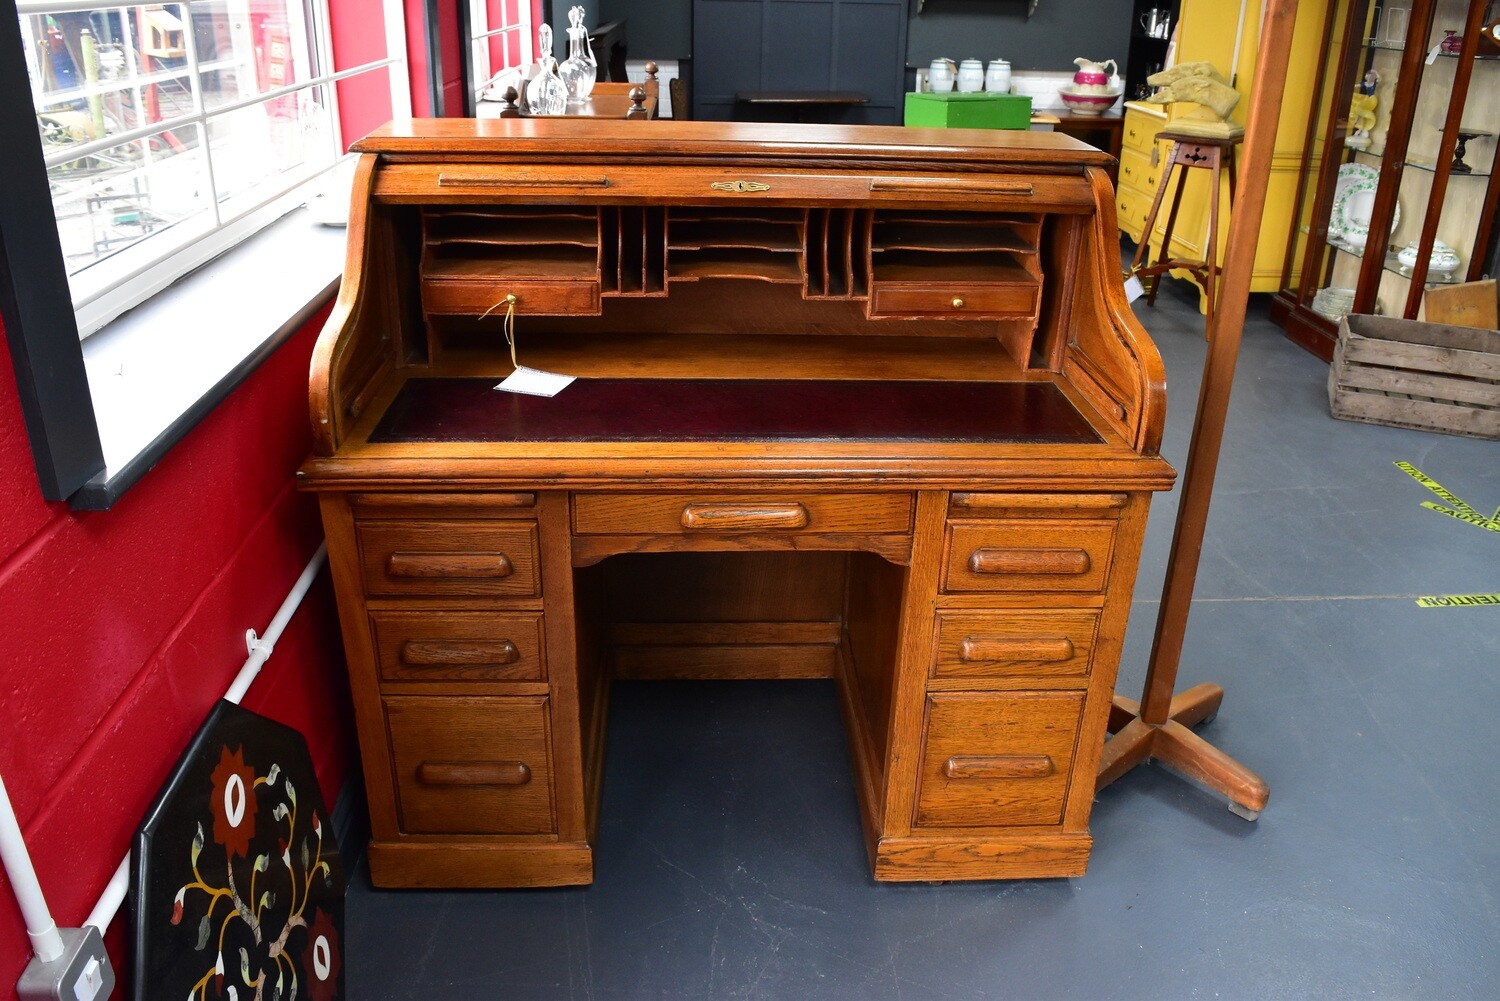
[499, 86, 521, 118]
[626, 86, 649, 120]
[645, 61, 659, 82]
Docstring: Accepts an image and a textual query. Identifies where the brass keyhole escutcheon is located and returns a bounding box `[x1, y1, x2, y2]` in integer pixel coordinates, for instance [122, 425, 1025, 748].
[952, 297, 965, 308]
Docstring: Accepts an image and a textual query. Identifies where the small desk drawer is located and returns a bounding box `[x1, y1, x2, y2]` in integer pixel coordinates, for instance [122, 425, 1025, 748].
[385, 695, 554, 835]
[358, 521, 540, 597]
[943, 520, 1116, 594]
[422, 278, 601, 316]
[934, 609, 1099, 681]
[869, 283, 1040, 319]
[916, 692, 1084, 828]
[573, 492, 914, 535]
[372, 610, 546, 682]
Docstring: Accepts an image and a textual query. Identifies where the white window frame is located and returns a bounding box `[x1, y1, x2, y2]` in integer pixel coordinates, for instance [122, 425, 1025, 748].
[467, 0, 532, 102]
[19, 0, 411, 338]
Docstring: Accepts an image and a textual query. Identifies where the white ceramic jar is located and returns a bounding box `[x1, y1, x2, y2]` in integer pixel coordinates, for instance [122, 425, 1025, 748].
[957, 59, 985, 93]
[985, 59, 1012, 94]
[928, 58, 955, 93]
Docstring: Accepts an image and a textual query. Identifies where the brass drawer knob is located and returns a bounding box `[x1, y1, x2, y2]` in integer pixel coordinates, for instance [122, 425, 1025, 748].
[951, 297, 965, 309]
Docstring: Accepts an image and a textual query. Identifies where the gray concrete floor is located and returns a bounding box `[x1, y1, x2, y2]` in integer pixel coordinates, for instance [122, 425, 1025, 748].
[346, 276, 1500, 999]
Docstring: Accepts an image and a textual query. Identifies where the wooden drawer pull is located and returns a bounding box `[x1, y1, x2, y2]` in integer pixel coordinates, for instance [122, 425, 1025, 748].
[386, 552, 514, 579]
[400, 639, 520, 667]
[417, 760, 532, 786]
[944, 755, 1055, 780]
[960, 636, 1075, 663]
[437, 174, 609, 188]
[968, 548, 1091, 575]
[353, 492, 536, 509]
[870, 178, 1034, 196]
[680, 503, 810, 531]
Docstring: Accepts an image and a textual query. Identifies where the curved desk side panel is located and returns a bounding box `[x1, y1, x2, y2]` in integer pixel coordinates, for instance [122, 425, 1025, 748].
[310, 154, 401, 456]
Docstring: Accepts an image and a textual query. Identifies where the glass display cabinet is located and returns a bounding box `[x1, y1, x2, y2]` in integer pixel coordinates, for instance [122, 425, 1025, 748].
[1272, 0, 1500, 360]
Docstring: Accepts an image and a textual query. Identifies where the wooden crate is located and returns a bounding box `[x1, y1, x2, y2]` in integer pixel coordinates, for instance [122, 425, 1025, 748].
[1329, 315, 1500, 440]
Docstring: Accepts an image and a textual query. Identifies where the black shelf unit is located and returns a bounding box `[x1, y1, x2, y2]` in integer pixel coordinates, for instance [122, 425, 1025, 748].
[1124, 1, 1183, 102]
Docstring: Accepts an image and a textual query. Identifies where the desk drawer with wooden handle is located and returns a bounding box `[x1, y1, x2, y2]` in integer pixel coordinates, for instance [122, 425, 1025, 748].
[572, 492, 914, 535]
[371, 610, 546, 683]
[933, 609, 1099, 682]
[915, 691, 1085, 828]
[384, 695, 555, 835]
[942, 520, 1116, 594]
[358, 521, 540, 597]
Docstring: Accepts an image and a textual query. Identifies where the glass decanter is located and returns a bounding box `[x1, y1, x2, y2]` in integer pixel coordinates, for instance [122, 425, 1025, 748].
[527, 58, 567, 116]
[559, 7, 597, 104]
[524, 24, 565, 114]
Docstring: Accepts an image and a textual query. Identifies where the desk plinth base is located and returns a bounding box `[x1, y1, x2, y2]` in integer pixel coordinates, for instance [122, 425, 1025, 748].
[1097, 683, 1269, 820]
[367, 839, 595, 888]
[873, 833, 1092, 882]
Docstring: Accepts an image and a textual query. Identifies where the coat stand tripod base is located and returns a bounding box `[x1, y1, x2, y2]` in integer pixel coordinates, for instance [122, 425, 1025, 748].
[1098, 685, 1269, 821]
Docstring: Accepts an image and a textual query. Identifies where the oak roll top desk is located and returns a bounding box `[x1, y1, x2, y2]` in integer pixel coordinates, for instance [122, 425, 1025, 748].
[299, 119, 1175, 888]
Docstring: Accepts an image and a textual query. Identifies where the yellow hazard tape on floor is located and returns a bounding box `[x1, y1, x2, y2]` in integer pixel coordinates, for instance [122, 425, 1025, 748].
[1416, 594, 1500, 608]
[1395, 462, 1500, 533]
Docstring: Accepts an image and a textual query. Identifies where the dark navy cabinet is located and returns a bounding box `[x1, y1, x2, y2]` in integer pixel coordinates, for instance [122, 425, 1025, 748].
[692, 0, 909, 124]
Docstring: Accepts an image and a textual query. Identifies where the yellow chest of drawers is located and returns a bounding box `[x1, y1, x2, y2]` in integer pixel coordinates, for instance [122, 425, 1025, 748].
[1116, 102, 1170, 243]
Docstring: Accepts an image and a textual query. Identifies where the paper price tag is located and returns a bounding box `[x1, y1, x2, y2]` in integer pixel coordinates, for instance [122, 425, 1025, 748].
[1124, 275, 1145, 303]
[496, 366, 576, 397]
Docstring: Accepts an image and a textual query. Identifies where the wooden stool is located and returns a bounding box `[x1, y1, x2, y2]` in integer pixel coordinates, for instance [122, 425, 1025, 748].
[1129, 130, 1242, 330]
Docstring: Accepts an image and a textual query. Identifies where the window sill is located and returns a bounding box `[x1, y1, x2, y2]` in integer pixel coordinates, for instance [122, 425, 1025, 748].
[70, 208, 345, 511]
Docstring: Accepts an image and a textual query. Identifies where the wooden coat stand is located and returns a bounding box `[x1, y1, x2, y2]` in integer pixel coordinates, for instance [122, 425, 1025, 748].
[1098, 0, 1302, 820]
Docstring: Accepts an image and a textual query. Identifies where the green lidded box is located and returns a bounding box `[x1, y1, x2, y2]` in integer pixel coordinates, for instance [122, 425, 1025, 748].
[903, 92, 1033, 130]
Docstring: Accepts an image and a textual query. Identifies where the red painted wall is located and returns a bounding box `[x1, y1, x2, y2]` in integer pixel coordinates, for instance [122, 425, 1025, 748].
[0, 299, 354, 993]
[0, 0, 523, 983]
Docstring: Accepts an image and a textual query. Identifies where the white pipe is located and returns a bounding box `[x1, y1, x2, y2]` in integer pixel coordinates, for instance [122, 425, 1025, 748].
[225, 543, 328, 706]
[0, 544, 328, 951]
[84, 543, 328, 933]
[0, 772, 65, 962]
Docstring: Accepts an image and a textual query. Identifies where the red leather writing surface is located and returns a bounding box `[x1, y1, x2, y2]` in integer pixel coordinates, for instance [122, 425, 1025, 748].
[368, 378, 1101, 445]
